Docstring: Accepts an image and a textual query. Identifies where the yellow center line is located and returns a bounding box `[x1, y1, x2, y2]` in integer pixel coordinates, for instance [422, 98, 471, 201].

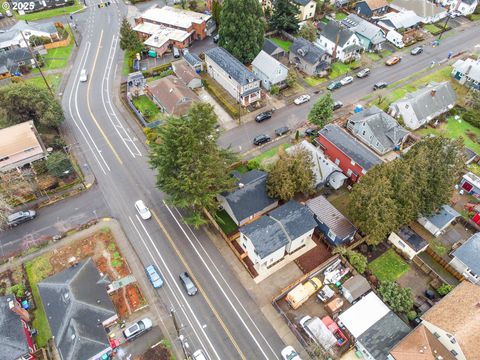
[86, 30, 123, 165]
[151, 209, 247, 360]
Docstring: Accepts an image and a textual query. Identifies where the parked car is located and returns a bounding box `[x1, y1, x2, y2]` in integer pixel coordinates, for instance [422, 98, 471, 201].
[410, 46, 423, 55]
[7, 210, 36, 227]
[356, 68, 370, 78]
[180, 272, 198, 296]
[304, 128, 319, 137]
[327, 81, 342, 91]
[145, 265, 164, 288]
[173, 47, 180, 58]
[322, 316, 347, 347]
[340, 76, 353, 86]
[373, 82, 388, 90]
[281, 346, 301, 360]
[123, 318, 153, 340]
[135, 200, 151, 220]
[275, 126, 290, 136]
[213, 34, 220, 43]
[385, 56, 401, 66]
[294, 94, 310, 105]
[317, 285, 335, 302]
[192, 349, 209, 360]
[333, 101, 343, 111]
[255, 111, 272, 122]
[253, 134, 271, 145]
[79, 69, 88, 82]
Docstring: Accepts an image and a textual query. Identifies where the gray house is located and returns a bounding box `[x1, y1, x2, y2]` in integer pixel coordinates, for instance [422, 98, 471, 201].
[316, 21, 362, 63]
[452, 58, 480, 91]
[0, 47, 34, 75]
[389, 82, 456, 130]
[252, 50, 288, 91]
[263, 38, 286, 59]
[449, 233, 480, 284]
[341, 14, 386, 51]
[217, 170, 278, 226]
[289, 37, 331, 76]
[346, 106, 409, 155]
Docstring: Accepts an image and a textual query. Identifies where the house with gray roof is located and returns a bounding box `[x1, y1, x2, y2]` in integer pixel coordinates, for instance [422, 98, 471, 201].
[389, 82, 457, 130]
[217, 170, 278, 226]
[263, 38, 286, 59]
[0, 21, 59, 52]
[293, 0, 317, 21]
[239, 200, 317, 274]
[346, 106, 409, 155]
[341, 14, 386, 51]
[0, 47, 35, 75]
[341, 275, 371, 303]
[205, 47, 262, 106]
[316, 20, 362, 63]
[183, 50, 203, 73]
[418, 205, 460, 237]
[38, 258, 118, 360]
[452, 57, 480, 91]
[289, 37, 331, 76]
[377, 10, 422, 32]
[391, 0, 448, 24]
[252, 50, 288, 91]
[449, 233, 480, 284]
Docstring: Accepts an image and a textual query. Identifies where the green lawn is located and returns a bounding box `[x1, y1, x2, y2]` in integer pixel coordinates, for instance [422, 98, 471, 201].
[304, 76, 327, 87]
[369, 249, 410, 283]
[468, 163, 480, 177]
[252, 143, 291, 164]
[25, 74, 63, 93]
[335, 12, 347, 20]
[365, 52, 381, 61]
[33, 36, 74, 72]
[424, 24, 442, 35]
[329, 62, 351, 79]
[269, 37, 292, 51]
[215, 209, 238, 235]
[132, 95, 160, 121]
[16, 1, 84, 21]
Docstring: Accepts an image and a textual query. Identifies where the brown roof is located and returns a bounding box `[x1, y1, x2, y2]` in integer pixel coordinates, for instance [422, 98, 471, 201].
[390, 325, 455, 360]
[365, 0, 389, 10]
[421, 282, 480, 360]
[172, 60, 200, 86]
[0, 120, 43, 159]
[147, 75, 199, 116]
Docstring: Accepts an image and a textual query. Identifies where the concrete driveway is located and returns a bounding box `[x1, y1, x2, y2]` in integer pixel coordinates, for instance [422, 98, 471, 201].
[197, 87, 237, 130]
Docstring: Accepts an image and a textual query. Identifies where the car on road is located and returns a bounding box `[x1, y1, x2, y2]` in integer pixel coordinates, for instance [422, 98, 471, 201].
[180, 272, 198, 296]
[123, 318, 153, 340]
[304, 128, 319, 137]
[294, 94, 310, 105]
[281, 346, 301, 360]
[275, 126, 290, 136]
[385, 56, 401, 66]
[253, 134, 271, 145]
[356, 68, 370, 78]
[340, 76, 353, 86]
[79, 69, 88, 82]
[333, 101, 343, 111]
[373, 82, 388, 90]
[192, 349, 209, 360]
[327, 81, 342, 91]
[135, 200, 151, 220]
[145, 265, 164, 288]
[410, 46, 423, 55]
[7, 210, 36, 227]
[255, 111, 272, 122]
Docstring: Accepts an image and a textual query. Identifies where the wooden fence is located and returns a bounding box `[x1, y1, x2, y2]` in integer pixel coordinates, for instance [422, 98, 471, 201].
[425, 247, 464, 281]
[44, 35, 70, 49]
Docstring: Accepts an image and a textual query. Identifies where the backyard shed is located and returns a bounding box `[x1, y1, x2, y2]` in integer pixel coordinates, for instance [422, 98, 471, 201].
[388, 226, 428, 260]
[418, 205, 460, 237]
[341, 275, 371, 303]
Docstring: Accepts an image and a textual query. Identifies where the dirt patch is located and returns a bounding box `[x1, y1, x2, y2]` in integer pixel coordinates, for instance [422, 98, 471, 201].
[295, 233, 332, 274]
[111, 289, 130, 318]
[357, 241, 390, 263]
[126, 283, 144, 311]
[134, 343, 171, 360]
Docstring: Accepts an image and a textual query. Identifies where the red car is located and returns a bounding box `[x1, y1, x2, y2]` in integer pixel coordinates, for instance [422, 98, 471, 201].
[322, 316, 347, 347]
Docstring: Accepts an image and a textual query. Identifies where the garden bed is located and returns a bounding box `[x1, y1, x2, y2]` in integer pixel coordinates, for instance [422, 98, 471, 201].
[132, 95, 161, 122]
[368, 248, 410, 282]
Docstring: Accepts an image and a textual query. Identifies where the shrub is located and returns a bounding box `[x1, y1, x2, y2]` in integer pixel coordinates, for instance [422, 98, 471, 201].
[270, 85, 280, 95]
[407, 310, 417, 321]
[46, 152, 73, 178]
[378, 282, 413, 314]
[8, 283, 26, 298]
[247, 159, 260, 170]
[463, 110, 480, 128]
[437, 283, 454, 296]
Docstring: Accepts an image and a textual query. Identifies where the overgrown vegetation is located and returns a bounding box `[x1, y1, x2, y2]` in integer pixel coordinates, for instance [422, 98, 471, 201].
[378, 281, 414, 314]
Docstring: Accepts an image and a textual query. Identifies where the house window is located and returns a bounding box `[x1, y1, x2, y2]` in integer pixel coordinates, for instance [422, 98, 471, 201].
[351, 160, 356, 166]
[433, 332, 441, 338]
[398, 240, 406, 248]
[347, 169, 352, 176]
[335, 158, 340, 165]
[327, 229, 336, 240]
[450, 350, 458, 356]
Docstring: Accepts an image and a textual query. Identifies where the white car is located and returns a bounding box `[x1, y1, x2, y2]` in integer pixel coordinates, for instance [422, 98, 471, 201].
[294, 94, 311, 105]
[123, 318, 153, 340]
[281, 346, 302, 360]
[340, 76, 353, 85]
[135, 200, 151, 220]
[192, 349, 209, 360]
[79, 69, 88, 82]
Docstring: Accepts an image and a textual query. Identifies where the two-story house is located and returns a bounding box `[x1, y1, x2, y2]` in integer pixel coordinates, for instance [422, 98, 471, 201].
[354, 0, 390, 19]
[289, 37, 331, 76]
[452, 57, 480, 91]
[439, 0, 478, 15]
[294, 0, 317, 20]
[205, 47, 262, 106]
[346, 106, 409, 155]
[316, 21, 362, 63]
[341, 14, 386, 51]
[252, 50, 289, 91]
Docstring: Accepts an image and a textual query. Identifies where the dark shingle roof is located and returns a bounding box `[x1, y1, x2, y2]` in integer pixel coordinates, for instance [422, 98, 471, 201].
[205, 47, 258, 86]
[268, 200, 317, 240]
[357, 311, 411, 360]
[319, 124, 382, 171]
[263, 38, 283, 56]
[0, 48, 33, 73]
[452, 233, 480, 276]
[38, 258, 116, 360]
[397, 226, 428, 252]
[183, 51, 202, 67]
[0, 296, 29, 359]
[290, 37, 327, 65]
[318, 21, 356, 47]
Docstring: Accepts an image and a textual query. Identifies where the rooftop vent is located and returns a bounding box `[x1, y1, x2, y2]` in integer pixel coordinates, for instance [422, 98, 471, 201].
[431, 89, 437, 97]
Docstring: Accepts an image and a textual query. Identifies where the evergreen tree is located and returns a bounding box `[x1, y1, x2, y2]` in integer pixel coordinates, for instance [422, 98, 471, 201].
[119, 17, 143, 53]
[378, 282, 414, 314]
[211, 0, 222, 25]
[46, 152, 73, 178]
[308, 93, 334, 128]
[269, 0, 300, 34]
[219, 0, 265, 63]
[149, 103, 238, 226]
[298, 21, 318, 42]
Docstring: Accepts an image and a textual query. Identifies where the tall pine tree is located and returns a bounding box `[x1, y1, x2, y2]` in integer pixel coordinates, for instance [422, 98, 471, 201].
[119, 17, 143, 53]
[269, 0, 300, 34]
[219, 0, 265, 63]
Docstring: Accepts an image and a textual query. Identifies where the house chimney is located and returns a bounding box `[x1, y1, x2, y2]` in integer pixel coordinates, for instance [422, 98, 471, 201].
[431, 89, 436, 97]
[8, 297, 30, 322]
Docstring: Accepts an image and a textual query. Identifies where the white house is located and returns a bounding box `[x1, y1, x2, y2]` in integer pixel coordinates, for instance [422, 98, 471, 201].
[390, 0, 448, 24]
[388, 226, 428, 260]
[341, 14, 386, 51]
[449, 233, 480, 284]
[452, 57, 480, 91]
[439, 0, 478, 15]
[239, 200, 317, 275]
[294, 0, 317, 20]
[0, 21, 59, 52]
[377, 10, 423, 32]
[252, 50, 288, 91]
[205, 47, 262, 106]
[418, 205, 460, 237]
[316, 21, 362, 63]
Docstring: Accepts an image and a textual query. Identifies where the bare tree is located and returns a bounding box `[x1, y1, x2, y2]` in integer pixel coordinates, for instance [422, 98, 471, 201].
[0, 192, 12, 230]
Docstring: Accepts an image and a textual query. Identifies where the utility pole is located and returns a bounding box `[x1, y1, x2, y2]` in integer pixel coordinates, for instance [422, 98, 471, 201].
[63, 10, 79, 47]
[20, 31, 53, 95]
[438, 14, 451, 42]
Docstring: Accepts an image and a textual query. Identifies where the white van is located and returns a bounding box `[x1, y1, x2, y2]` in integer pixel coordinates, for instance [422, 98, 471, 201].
[386, 30, 405, 48]
[79, 69, 88, 82]
[192, 349, 209, 360]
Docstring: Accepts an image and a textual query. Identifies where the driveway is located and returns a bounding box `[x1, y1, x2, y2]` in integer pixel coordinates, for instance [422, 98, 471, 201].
[197, 87, 237, 130]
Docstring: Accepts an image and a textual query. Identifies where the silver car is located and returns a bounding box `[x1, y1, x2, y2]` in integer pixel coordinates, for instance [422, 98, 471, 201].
[179, 272, 198, 296]
[7, 210, 36, 227]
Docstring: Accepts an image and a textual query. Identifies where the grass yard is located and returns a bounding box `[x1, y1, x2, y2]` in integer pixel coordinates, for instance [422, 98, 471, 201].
[424, 24, 442, 35]
[327, 188, 351, 218]
[233, 163, 249, 174]
[25, 74, 63, 93]
[369, 249, 410, 283]
[252, 143, 291, 165]
[282, 81, 304, 97]
[304, 76, 327, 87]
[335, 12, 347, 20]
[468, 163, 480, 177]
[215, 209, 238, 235]
[329, 62, 351, 79]
[132, 95, 160, 121]
[365, 52, 381, 61]
[33, 35, 74, 73]
[16, 1, 84, 21]
[269, 37, 292, 51]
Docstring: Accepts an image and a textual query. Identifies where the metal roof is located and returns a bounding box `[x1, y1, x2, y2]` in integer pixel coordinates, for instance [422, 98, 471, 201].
[205, 47, 259, 86]
[452, 233, 480, 276]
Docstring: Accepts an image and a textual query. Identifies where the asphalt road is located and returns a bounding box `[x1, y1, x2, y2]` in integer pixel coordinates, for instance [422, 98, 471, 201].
[56, 1, 286, 359]
[218, 23, 480, 154]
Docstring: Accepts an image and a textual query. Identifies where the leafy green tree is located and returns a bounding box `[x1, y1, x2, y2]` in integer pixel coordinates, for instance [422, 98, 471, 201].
[266, 148, 315, 201]
[298, 21, 318, 42]
[308, 93, 334, 128]
[119, 17, 143, 53]
[333, 247, 367, 273]
[46, 152, 73, 178]
[219, 0, 265, 63]
[269, 0, 300, 33]
[437, 283, 454, 296]
[378, 282, 413, 314]
[211, 0, 223, 25]
[286, 70, 297, 87]
[0, 82, 64, 128]
[149, 103, 238, 226]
